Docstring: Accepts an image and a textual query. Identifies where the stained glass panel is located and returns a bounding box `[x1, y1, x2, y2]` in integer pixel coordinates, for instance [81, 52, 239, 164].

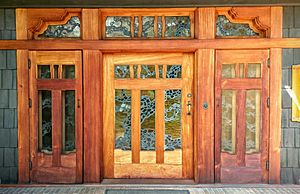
[216, 15, 259, 37]
[115, 65, 130, 78]
[63, 91, 76, 152]
[115, 89, 132, 150]
[142, 16, 155, 38]
[158, 65, 163, 78]
[221, 90, 236, 154]
[54, 65, 59, 79]
[39, 90, 52, 152]
[165, 16, 191, 37]
[222, 64, 236, 78]
[140, 65, 156, 79]
[247, 63, 261, 78]
[246, 90, 261, 153]
[134, 16, 139, 37]
[63, 65, 75, 79]
[158, 16, 162, 38]
[106, 16, 131, 38]
[166, 65, 182, 78]
[38, 65, 51, 79]
[38, 16, 80, 38]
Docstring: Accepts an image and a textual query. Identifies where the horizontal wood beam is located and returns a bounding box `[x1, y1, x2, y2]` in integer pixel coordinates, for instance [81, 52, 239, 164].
[2, 38, 300, 51]
[1, 0, 300, 8]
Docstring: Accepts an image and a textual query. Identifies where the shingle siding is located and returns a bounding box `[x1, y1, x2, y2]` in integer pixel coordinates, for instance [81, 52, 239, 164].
[281, 6, 300, 184]
[0, 8, 17, 184]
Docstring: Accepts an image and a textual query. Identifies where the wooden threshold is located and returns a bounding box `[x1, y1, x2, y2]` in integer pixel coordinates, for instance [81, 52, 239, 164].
[101, 179, 196, 185]
[1, 38, 300, 51]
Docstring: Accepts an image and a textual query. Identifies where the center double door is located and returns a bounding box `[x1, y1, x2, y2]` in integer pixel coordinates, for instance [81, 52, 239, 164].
[103, 53, 194, 179]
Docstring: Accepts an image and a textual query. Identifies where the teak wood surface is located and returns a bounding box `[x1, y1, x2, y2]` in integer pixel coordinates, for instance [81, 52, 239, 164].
[16, 7, 284, 184]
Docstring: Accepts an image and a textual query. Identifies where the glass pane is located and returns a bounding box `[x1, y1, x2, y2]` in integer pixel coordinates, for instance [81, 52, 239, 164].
[142, 16, 155, 38]
[158, 65, 163, 78]
[216, 15, 259, 37]
[246, 90, 261, 153]
[134, 16, 139, 37]
[222, 64, 236, 78]
[38, 65, 51, 79]
[62, 65, 75, 79]
[106, 16, 131, 38]
[63, 91, 75, 153]
[239, 63, 244, 78]
[158, 16, 162, 38]
[165, 90, 182, 164]
[38, 16, 80, 38]
[54, 65, 59, 79]
[140, 90, 156, 163]
[166, 65, 182, 78]
[133, 65, 138, 78]
[39, 90, 52, 152]
[221, 90, 237, 154]
[140, 65, 156, 79]
[248, 63, 261, 78]
[115, 89, 132, 164]
[165, 16, 191, 37]
[115, 65, 130, 78]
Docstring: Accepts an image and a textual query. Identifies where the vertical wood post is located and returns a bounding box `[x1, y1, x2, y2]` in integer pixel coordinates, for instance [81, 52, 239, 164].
[269, 6, 283, 184]
[194, 8, 215, 183]
[16, 8, 30, 183]
[82, 9, 102, 183]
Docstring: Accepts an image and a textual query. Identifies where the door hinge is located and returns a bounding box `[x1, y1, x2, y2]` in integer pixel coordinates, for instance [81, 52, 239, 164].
[29, 160, 32, 171]
[28, 59, 31, 69]
[267, 97, 270, 108]
[267, 58, 270, 68]
[28, 98, 32, 108]
[266, 160, 269, 171]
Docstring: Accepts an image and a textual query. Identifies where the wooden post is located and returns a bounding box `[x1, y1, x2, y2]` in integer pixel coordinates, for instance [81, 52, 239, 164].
[194, 8, 215, 183]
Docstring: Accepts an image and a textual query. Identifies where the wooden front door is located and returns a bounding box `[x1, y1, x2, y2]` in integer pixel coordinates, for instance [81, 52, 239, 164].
[29, 51, 83, 183]
[215, 50, 270, 183]
[103, 53, 193, 179]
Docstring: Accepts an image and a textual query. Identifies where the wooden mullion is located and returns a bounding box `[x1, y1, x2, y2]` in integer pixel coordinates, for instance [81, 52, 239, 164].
[130, 64, 134, 78]
[52, 90, 62, 167]
[156, 90, 165, 164]
[137, 65, 141, 79]
[138, 16, 142, 38]
[221, 79, 262, 89]
[162, 16, 166, 38]
[131, 16, 135, 38]
[154, 16, 158, 38]
[244, 63, 249, 78]
[162, 65, 167, 78]
[132, 90, 141, 164]
[155, 65, 159, 79]
[236, 90, 246, 167]
[115, 79, 182, 90]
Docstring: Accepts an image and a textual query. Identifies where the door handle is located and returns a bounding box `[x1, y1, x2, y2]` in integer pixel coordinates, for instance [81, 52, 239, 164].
[187, 101, 192, 115]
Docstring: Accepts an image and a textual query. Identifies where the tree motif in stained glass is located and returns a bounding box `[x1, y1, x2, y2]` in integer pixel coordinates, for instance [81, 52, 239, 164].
[140, 65, 156, 79]
[39, 90, 52, 152]
[165, 16, 191, 37]
[142, 16, 155, 38]
[115, 65, 130, 78]
[38, 16, 80, 38]
[106, 16, 131, 38]
[166, 65, 182, 78]
[216, 15, 259, 37]
[63, 91, 75, 152]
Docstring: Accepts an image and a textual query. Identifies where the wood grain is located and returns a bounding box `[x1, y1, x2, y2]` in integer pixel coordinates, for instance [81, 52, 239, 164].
[132, 90, 141, 164]
[156, 90, 165, 164]
[82, 9, 99, 40]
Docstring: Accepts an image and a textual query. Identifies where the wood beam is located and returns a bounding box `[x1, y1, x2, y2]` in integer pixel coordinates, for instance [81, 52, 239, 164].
[2, 38, 300, 51]
[0, 0, 300, 8]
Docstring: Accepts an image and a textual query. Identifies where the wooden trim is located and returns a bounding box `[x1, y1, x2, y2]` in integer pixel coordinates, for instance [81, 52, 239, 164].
[268, 7, 282, 184]
[82, 9, 100, 40]
[196, 8, 215, 39]
[83, 50, 102, 182]
[4, 38, 300, 51]
[36, 79, 76, 90]
[115, 79, 182, 90]
[156, 90, 165, 164]
[221, 79, 262, 89]
[52, 90, 62, 167]
[1, 0, 299, 7]
[236, 90, 246, 166]
[131, 90, 141, 164]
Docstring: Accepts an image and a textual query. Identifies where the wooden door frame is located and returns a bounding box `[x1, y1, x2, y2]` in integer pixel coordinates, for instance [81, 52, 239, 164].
[16, 7, 282, 184]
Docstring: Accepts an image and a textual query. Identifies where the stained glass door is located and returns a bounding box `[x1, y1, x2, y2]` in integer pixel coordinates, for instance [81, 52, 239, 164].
[29, 51, 82, 183]
[103, 53, 193, 179]
[215, 50, 269, 183]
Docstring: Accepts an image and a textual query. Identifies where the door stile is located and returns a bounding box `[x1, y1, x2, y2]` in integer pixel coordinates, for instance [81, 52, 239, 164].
[132, 90, 141, 164]
[156, 90, 165, 164]
[52, 90, 62, 167]
[103, 54, 115, 178]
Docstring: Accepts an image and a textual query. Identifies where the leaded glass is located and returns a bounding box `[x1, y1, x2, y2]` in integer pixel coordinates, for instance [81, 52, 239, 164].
[38, 65, 51, 79]
[39, 90, 52, 152]
[216, 15, 259, 37]
[140, 65, 156, 78]
[166, 65, 182, 78]
[165, 16, 191, 37]
[222, 64, 236, 78]
[54, 65, 59, 79]
[106, 16, 131, 38]
[221, 90, 236, 154]
[142, 16, 155, 38]
[63, 65, 75, 79]
[115, 65, 130, 78]
[115, 89, 132, 150]
[247, 64, 261, 78]
[38, 16, 80, 38]
[140, 90, 156, 151]
[158, 16, 162, 38]
[246, 90, 261, 153]
[134, 16, 139, 37]
[63, 91, 76, 152]
[158, 65, 163, 78]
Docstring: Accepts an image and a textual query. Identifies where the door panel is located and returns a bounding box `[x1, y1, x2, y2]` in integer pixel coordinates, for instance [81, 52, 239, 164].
[29, 51, 82, 183]
[103, 53, 193, 179]
[215, 50, 269, 183]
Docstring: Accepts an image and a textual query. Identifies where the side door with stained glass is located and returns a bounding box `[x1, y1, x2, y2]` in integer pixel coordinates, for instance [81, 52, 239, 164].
[29, 51, 82, 183]
[103, 53, 193, 179]
[215, 50, 269, 183]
